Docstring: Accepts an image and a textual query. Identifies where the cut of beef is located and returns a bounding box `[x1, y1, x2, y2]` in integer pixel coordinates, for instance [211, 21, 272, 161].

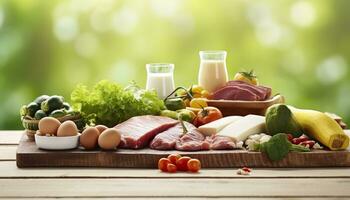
[150, 121, 195, 150]
[205, 135, 237, 150]
[212, 80, 272, 101]
[212, 85, 260, 101]
[175, 125, 210, 151]
[226, 80, 271, 100]
[115, 115, 178, 149]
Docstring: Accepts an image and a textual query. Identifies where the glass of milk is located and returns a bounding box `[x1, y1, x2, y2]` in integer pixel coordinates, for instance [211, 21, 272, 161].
[198, 50, 228, 93]
[146, 63, 175, 100]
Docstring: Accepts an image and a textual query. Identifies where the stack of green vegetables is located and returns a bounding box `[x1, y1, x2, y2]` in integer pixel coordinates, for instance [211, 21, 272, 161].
[20, 95, 73, 120]
[71, 80, 165, 127]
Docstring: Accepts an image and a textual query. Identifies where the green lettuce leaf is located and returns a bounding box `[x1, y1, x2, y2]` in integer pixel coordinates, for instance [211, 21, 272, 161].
[71, 80, 165, 127]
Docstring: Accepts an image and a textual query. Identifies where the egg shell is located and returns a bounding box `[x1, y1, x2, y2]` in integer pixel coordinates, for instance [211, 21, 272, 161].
[38, 117, 61, 136]
[98, 128, 121, 150]
[95, 125, 108, 135]
[80, 127, 100, 150]
[57, 121, 78, 137]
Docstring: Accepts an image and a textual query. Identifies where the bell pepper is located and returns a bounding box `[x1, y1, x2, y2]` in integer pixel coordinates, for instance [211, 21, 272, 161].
[165, 87, 193, 110]
[164, 98, 186, 111]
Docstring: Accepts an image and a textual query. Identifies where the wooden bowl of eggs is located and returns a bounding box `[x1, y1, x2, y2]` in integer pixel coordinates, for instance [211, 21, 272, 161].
[35, 117, 80, 150]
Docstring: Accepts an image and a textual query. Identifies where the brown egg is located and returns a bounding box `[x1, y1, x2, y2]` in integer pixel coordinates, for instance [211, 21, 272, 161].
[80, 127, 100, 150]
[98, 128, 121, 150]
[95, 125, 108, 135]
[57, 121, 78, 137]
[38, 117, 61, 136]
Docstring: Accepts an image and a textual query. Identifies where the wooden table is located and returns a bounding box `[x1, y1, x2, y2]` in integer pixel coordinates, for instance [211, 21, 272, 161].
[1, 131, 350, 199]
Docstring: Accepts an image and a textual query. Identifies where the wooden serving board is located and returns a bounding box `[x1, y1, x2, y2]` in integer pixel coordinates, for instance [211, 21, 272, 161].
[16, 134, 350, 168]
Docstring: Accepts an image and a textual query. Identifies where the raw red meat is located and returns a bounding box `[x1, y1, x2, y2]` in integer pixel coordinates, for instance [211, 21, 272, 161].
[175, 128, 210, 151]
[213, 81, 272, 101]
[115, 115, 178, 149]
[226, 80, 272, 100]
[152, 121, 239, 151]
[150, 121, 195, 150]
[212, 85, 260, 101]
[205, 135, 237, 150]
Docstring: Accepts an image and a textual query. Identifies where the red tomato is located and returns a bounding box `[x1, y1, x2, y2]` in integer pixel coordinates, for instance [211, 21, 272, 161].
[167, 154, 181, 164]
[158, 158, 171, 172]
[167, 163, 177, 173]
[195, 107, 222, 126]
[176, 156, 191, 171]
[187, 159, 201, 173]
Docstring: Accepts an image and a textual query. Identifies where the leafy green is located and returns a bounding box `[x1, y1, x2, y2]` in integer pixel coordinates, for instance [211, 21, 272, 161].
[71, 80, 165, 127]
[255, 133, 310, 161]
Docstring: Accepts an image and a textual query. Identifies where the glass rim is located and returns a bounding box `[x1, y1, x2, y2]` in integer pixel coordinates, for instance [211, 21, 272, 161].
[199, 50, 227, 55]
[146, 63, 174, 73]
[146, 63, 174, 68]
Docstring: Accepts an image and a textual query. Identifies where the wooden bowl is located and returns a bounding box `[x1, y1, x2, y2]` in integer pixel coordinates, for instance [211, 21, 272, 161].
[206, 95, 285, 117]
[22, 114, 85, 141]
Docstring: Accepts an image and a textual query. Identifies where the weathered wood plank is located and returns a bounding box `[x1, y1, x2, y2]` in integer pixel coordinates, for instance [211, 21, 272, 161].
[0, 131, 22, 144]
[0, 145, 16, 160]
[0, 178, 349, 198]
[1, 161, 350, 178]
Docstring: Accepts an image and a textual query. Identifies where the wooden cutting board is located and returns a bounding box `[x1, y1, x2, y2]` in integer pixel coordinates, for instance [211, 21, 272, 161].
[16, 134, 350, 168]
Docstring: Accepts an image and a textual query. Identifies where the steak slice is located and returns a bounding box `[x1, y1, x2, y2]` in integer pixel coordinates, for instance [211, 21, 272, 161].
[212, 80, 272, 101]
[212, 85, 260, 101]
[175, 128, 210, 151]
[205, 135, 237, 150]
[115, 115, 178, 149]
[150, 121, 196, 150]
[226, 80, 272, 100]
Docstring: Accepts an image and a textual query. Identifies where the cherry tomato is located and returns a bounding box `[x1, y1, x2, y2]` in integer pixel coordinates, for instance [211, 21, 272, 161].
[187, 159, 201, 173]
[195, 106, 223, 126]
[176, 156, 191, 171]
[167, 153, 181, 164]
[167, 163, 177, 173]
[158, 158, 171, 172]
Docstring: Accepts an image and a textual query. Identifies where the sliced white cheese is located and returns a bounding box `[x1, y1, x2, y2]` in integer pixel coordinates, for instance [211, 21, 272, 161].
[217, 115, 266, 142]
[197, 116, 243, 136]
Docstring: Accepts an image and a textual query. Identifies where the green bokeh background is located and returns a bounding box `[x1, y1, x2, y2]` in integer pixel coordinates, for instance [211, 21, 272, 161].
[0, 0, 349, 129]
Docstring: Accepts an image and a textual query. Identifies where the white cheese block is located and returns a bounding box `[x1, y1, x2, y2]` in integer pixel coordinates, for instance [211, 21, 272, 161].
[197, 116, 243, 136]
[217, 115, 266, 142]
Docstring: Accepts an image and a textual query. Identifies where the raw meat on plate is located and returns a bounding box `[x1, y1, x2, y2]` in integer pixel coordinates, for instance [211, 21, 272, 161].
[175, 128, 211, 151]
[150, 121, 196, 150]
[115, 115, 178, 149]
[213, 80, 272, 101]
[205, 135, 238, 150]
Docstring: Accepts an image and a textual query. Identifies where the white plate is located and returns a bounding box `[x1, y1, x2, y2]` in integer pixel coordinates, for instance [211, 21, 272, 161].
[35, 133, 80, 150]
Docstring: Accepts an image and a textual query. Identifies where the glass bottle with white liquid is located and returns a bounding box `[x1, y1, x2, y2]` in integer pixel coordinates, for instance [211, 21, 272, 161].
[198, 51, 228, 93]
[146, 63, 175, 100]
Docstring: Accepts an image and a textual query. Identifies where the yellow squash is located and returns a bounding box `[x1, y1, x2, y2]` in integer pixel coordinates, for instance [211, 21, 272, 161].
[289, 106, 349, 150]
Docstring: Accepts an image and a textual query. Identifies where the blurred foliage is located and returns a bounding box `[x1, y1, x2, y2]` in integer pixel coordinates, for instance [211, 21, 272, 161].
[0, 0, 349, 129]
